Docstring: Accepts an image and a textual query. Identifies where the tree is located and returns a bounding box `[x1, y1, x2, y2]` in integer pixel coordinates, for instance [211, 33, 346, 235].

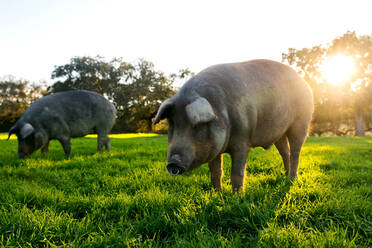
[282, 31, 372, 136]
[50, 56, 192, 132]
[113, 59, 193, 132]
[0, 76, 46, 131]
[50, 56, 130, 99]
[327, 32, 372, 136]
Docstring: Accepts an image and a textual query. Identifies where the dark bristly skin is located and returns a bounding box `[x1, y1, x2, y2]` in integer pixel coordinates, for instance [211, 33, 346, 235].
[8, 90, 116, 158]
[154, 59, 313, 193]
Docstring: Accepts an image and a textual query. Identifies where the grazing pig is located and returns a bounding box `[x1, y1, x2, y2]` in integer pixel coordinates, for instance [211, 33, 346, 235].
[8, 90, 116, 158]
[153, 60, 313, 193]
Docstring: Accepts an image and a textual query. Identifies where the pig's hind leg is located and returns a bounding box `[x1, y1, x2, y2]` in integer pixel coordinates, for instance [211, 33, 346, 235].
[104, 136, 111, 151]
[97, 133, 110, 152]
[274, 135, 290, 175]
[286, 123, 309, 179]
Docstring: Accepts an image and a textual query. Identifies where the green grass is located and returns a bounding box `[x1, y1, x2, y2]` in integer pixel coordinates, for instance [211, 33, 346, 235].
[0, 134, 371, 247]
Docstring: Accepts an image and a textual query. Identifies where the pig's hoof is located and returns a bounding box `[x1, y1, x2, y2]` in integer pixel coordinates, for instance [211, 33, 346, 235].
[232, 186, 242, 194]
[288, 174, 297, 180]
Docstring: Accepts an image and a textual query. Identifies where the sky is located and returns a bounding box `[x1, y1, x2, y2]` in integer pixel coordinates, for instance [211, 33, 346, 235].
[0, 0, 371, 84]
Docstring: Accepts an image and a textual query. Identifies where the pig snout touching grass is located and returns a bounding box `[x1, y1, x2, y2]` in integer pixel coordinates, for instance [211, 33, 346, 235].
[154, 59, 313, 193]
[8, 90, 116, 159]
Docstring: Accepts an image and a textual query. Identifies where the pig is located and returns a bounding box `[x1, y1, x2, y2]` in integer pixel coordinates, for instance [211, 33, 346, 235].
[8, 90, 116, 158]
[153, 59, 313, 193]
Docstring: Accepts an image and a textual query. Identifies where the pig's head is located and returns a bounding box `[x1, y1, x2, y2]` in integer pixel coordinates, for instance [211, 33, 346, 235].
[8, 122, 48, 159]
[153, 95, 227, 176]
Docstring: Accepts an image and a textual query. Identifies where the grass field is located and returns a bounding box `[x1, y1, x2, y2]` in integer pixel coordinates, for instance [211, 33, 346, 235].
[0, 134, 371, 247]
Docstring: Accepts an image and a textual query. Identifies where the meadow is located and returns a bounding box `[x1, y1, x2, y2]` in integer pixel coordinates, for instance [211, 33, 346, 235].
[0, 134, 371, 247]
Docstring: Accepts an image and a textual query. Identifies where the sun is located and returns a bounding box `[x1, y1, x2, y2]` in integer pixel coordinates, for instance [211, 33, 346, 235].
[320, 55, 355, 85]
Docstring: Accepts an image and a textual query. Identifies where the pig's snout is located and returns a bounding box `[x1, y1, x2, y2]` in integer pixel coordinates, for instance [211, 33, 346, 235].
[166, 154, 185, 176]
[166, 163, 185, 176]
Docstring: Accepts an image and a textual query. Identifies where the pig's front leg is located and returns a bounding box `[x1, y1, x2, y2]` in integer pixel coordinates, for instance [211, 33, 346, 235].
[230, 146, 249, 194]
[58, 136, 71, 158]
[208, 154, 224, 191]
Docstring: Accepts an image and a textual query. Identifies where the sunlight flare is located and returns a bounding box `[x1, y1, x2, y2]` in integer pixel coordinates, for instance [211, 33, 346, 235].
[320, 55, 355, 85]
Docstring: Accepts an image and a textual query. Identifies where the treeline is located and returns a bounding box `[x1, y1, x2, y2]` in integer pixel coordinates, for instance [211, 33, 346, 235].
[0, 58, 193, 133]
[282, 31, 372, 136]
[0, 78, 46, 132]
[1, 31, 371, 135]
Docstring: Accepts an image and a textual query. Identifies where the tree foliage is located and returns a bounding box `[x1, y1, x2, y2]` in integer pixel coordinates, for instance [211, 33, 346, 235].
[50, 56, 131, 99]
[0, 77, 46, 131]
[282, 31, 372, 136]
[50, 57, 192, 132]
[113, 59, 175, 132]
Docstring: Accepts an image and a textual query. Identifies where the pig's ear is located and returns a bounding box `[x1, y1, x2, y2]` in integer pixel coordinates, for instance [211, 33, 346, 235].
[153, 99, 173, 124]
[186, 97, 216, 126]
[7, 125, 18, 140]
[20, 123, 35, 139]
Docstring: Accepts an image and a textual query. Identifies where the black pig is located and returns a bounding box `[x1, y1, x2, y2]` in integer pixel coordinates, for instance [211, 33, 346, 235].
[154, 60, 313, 193]
[8, 90, 116, 158]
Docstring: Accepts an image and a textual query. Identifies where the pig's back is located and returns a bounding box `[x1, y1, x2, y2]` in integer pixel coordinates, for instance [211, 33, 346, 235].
[22, 90, 116, 137]
[193, 59, 313, 147]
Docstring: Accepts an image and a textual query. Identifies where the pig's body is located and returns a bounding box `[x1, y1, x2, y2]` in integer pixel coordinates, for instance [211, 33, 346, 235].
[154, 60, 313, 193]
[9, 90, 116, 158]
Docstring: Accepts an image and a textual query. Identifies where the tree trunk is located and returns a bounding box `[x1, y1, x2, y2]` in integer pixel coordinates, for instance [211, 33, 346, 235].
[147, 112, 157, 133]
[147, 119, 153, 133]
[354, 105, 365, 136]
